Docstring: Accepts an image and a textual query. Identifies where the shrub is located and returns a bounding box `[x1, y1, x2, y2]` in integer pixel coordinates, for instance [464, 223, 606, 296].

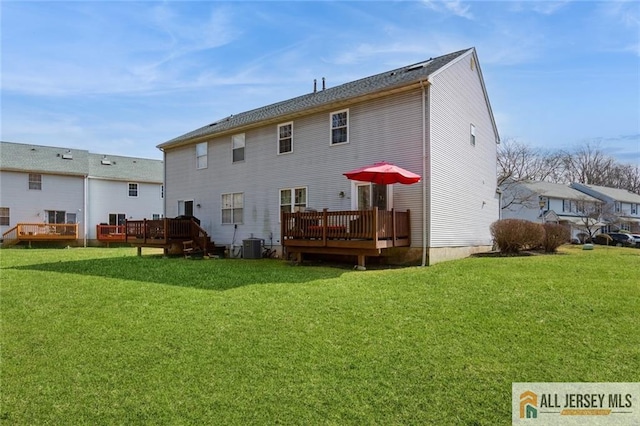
[490, 219, 544, 254]
[542, 223, 571, 253]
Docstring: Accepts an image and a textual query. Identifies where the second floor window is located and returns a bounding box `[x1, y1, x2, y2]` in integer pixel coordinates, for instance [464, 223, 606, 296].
[128, 183, 138, 197]
[330, 110, 348, 145]
[278, 122, 293, 154]
[196, 142, 208, 169]
[29, 173, 42, 190]
[232, 134, 245, 162]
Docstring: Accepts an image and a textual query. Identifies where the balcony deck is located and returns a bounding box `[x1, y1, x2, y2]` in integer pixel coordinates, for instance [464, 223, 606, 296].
[2, 223, 78, 247]
[96, 225, 126, 245]
[124, 218, 213, 255]
[281, 208, 410, 268]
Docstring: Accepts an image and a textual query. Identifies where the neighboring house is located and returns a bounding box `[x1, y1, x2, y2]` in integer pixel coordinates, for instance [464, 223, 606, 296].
[570, 183, 640, 233]
[500, 180, 602, 240]
[0, 141, 164, 246]
[157, 47, 500, 265]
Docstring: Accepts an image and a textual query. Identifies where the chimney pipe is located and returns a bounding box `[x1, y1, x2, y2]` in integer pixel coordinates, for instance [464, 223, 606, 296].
[313, 79, 317, 93]
[322, 77, 326, 90]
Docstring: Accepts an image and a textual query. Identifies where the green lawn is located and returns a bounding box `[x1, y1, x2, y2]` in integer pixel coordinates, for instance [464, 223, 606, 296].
[1, 246, 638, 425]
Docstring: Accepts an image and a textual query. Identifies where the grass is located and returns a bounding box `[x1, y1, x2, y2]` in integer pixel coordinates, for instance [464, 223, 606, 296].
[1, 245, 638, 425]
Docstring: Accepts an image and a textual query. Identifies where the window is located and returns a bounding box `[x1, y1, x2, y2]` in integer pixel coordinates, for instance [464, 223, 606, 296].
[330, 110, 348, 145]
[470, 124, 476, 146]
[562, 199, 569, 212]
[128, 183, 139, 197]
[196, 142, 208, 169]
[232, 134, 245, 162]
[615, 202, 621, 213]
[66, 213, 77, 224]
[29, 173, 42, 190]
[222, 193, 243, 224]
[280, 187, 307, 214]
[0, 207, 9, 226]
[109, 213, 126, 226]
[161, 185, 164, 199]
[278, 122, 293, 154]
[47, 210, 66, 224]
[152, 214, 161, 220]
[632, 204, 637, 215]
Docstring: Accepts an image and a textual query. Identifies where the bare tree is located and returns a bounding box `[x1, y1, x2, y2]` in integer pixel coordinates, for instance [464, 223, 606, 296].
[497, 138, 563, 186]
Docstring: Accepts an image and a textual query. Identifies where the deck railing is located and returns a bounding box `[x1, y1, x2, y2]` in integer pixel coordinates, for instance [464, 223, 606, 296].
[96, 225, 126, 242]
[125, 218, 210, 250]
[2, 223, 78, 246]
[281, 208, 410, 244]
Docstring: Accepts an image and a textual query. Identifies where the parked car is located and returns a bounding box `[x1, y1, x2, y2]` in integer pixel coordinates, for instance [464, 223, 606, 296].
[630, 234, 640, 247]
[593, 233, 635, 247]
[607, 233, 636, 247]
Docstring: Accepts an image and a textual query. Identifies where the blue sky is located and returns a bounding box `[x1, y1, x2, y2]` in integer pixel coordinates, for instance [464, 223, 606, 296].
[2, 1, 639, 165]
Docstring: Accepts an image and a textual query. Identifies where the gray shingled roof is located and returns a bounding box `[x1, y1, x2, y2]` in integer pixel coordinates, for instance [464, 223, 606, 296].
[1, 141, 163, 183]
[574, 183, 640, 204]
[158, 48, 473, 149]
[88, 153, 163, 183]
[521, 181, 600, 202]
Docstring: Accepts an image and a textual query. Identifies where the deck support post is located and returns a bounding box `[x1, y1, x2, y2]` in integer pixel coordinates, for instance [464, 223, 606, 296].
[137, 247, 142, 257]
[357, 254, 366, 270]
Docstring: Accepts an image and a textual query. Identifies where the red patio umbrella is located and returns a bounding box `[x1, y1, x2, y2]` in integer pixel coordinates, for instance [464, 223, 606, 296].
[343, 161, 421, 185]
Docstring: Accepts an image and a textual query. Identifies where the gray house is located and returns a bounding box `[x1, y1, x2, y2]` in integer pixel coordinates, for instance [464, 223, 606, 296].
[158, 48, 500, 265]
[0, 141, 164, 246]
[500, 180, 602, 240]
[571, 183, 640, 233]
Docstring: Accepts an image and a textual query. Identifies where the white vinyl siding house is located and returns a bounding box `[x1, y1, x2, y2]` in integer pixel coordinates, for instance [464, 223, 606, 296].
[570, 183, 640, 233]
[158, 48, 500, 265]
[0, 142, 164, 245]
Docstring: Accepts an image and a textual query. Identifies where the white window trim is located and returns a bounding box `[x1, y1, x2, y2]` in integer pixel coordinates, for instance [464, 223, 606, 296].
[221, 192, 244, 224]
[277, 122, 294, 155]
[232, 133, 245, 163]
[330, 109, 349, 146]
[279, 187, 308, 221]
[128, 182, 139, 198]
[470, 124, 476, 147]
[196, 142, 208, 170]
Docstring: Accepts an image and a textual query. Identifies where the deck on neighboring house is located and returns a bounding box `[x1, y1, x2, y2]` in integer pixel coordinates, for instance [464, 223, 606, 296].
[124, 218, 215, 255]
[96, 225, 126, 245]
[2, 223, 78, 247]
[281, 208, 411, 268]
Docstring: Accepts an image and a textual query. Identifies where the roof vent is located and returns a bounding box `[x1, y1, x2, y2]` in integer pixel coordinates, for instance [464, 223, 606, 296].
[101, 155, 111, 165]
[61, 149, 73, 160]
[406, 61, 431, 72]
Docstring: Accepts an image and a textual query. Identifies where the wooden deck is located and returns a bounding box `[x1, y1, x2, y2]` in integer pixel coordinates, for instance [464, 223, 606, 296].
[281, 208, 410, 268]
[125, 218, 213, 255]
[96, 225, 126, 244]
[2, 223, 78, 247]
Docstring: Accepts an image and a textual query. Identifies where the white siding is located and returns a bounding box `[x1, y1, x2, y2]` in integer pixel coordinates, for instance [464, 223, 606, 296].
[0, 171, 85, 238]
[87, 179, 163, 239]
[428, 51, 499, 248]
[165, 90, 427, 248]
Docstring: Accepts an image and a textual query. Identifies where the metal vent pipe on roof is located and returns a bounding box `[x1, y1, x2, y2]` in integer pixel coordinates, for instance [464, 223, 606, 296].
[313, 79, 317, 93]
[322, 77, 325, 90]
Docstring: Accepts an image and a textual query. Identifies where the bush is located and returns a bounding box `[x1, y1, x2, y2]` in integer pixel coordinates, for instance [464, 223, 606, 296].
[542, 223, 571, 253]
[490, 219, 544, 254]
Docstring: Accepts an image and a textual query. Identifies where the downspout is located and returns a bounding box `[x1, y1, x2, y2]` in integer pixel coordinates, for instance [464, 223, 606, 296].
[420, 80, 429, 267]
[161, 149, 166, 218]
[83, 174, 88, 247]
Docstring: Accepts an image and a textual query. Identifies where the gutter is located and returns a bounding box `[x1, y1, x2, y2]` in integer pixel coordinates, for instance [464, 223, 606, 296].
[420, 80, 429, 267]
[83, 174, 88, 247]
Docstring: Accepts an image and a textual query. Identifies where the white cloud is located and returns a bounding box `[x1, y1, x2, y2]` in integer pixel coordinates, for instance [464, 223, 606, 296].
[422, 0, 474, 20]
